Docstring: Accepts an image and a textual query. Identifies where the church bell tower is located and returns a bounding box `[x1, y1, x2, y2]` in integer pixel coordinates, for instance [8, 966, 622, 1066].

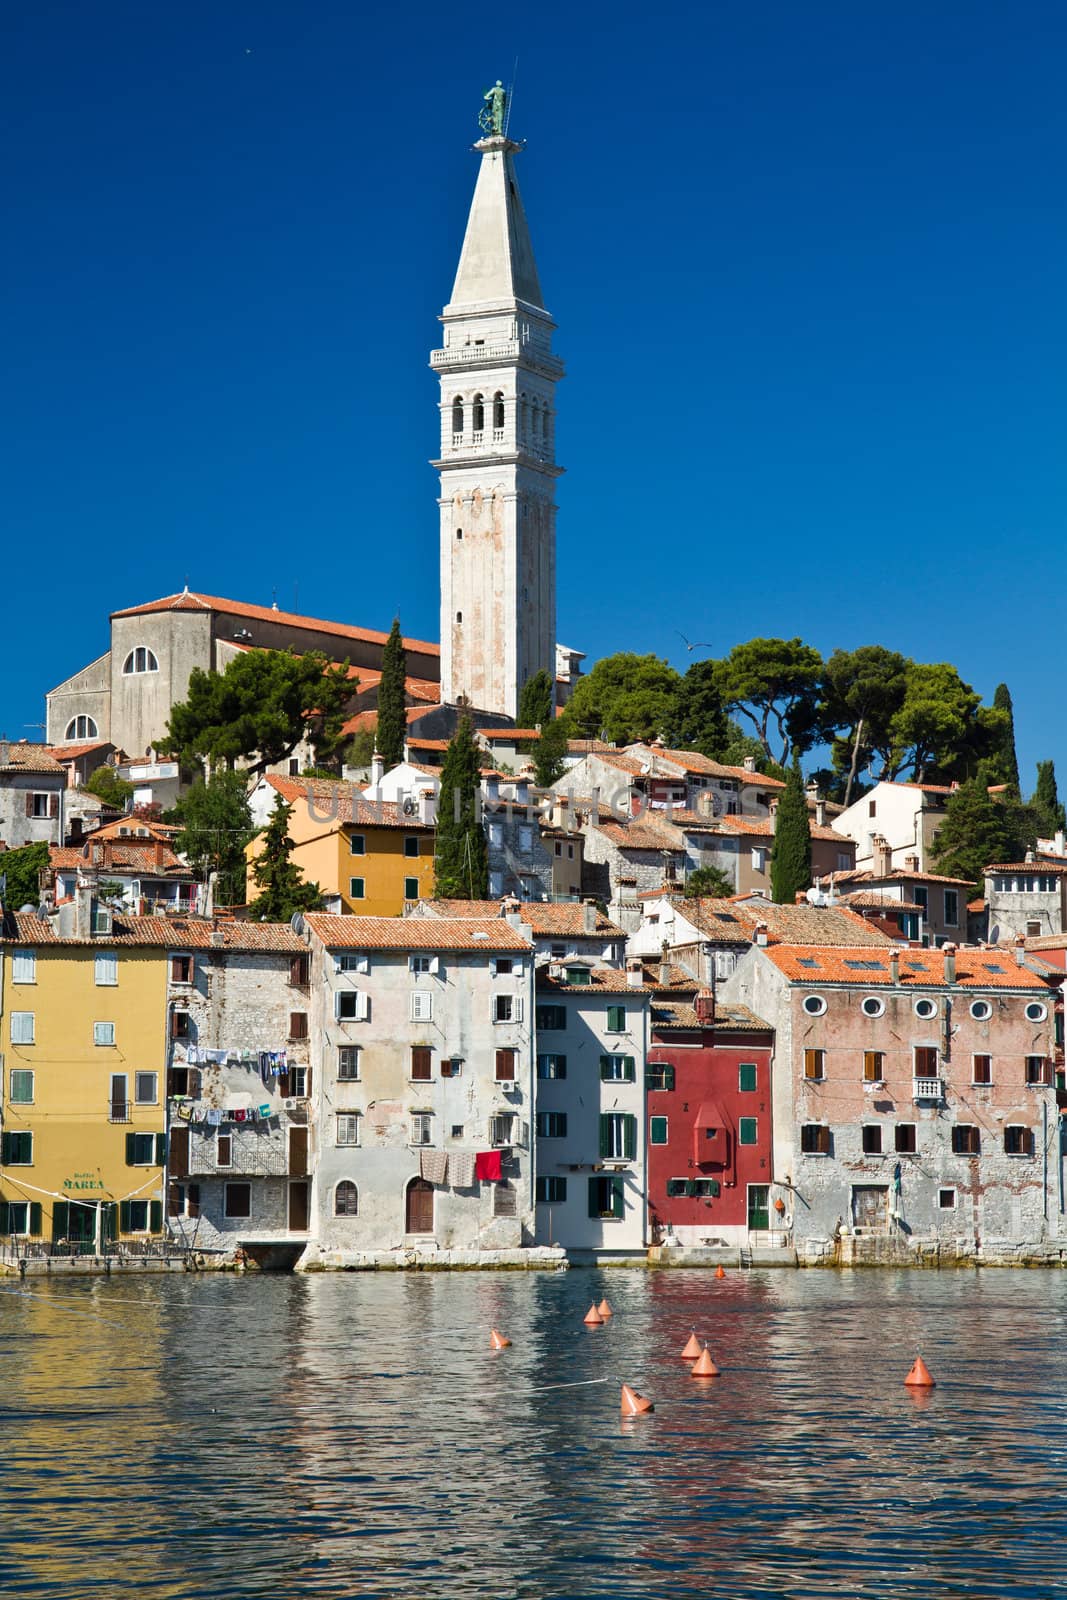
[431, 84, 563, 720]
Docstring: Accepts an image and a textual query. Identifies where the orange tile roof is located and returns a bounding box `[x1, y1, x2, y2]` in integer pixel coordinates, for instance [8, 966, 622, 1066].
[47, 742, 111, 762]
[304, 914, 529, 952]
[760, 944, 1051, 990]
[419, 899, 622, 936]
[263, 775, 434, 830]
[593, 817, 685, 853]
[110, 591, 439, 657]
[341, 706, 433, 735]
[714, 813, 849, 845]
[652, 748, 787, 788]
[0, 743, 66, 775]
[829, 866, 972, 888]
[986, 862, 1067, 875]
[481, 729, 542, 741]
[407, 739, 451, 752]
[1, 912, 303, 951]
[48, 841, 194, 878]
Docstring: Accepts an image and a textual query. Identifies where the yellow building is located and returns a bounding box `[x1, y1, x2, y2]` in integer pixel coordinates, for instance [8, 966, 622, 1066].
[246, 775, 436, 915]
[0, 905, 170, 1247]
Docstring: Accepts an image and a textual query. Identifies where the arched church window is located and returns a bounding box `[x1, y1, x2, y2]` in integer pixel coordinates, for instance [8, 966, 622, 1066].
[64, 715, 99, 741]
[451, 397, 464, 437]
[472, 394, 485, 433]
[493, 392, 505, 431]
[123, 647, 159, 675]
[520, 394, 529, 438]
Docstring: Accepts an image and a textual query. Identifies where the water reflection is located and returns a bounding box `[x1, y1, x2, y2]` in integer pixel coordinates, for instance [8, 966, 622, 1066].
[0, 1269, 1066, 1598]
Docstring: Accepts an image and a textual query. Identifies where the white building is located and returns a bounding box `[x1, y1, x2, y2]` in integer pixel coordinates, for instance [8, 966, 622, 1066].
[303, 913, 551, 1265]
[832, 780, 960, 873]
[432, 100, 562, 719]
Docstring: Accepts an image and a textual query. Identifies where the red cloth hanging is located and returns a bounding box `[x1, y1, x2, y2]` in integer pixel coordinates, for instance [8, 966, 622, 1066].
[474, 1150, 503, 1182]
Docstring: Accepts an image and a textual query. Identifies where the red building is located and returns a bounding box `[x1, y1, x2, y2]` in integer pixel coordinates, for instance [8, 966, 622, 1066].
[646, 988, 775, 1250]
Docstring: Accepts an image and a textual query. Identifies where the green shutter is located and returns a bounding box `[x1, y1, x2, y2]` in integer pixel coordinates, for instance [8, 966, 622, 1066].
[0, 1133, 8, 1164]
[624, 1115, 637, 1160]
[51, 1201, 69, 1241]
[650, 1116, 668, 1145]
[103, 1202, 118, 1243]
[709, 1179, 721, 1197]
[0, 1201, 8, 1233]
[685, 1179, 696, 1198]
[739, 1117, 758, 1146]
[150, 1200, 163, 1234]
[612, 1176, 624, 1218]
[607, 1005, 625, 1032]
[624, 1056, 636, 1082]
[125, 1132, 136, 1166]
[598, 1115, 610, 1159]
[555, 1056, 567, 1078]
[588, 1176, 600, 1218]
[29, 1202, 42, 1236]
[599, 1055, 611, 1081]
[738, 1062, 757, 1092]
[155, 1132, 167, 1166]
[119, 1200, 131, 1233]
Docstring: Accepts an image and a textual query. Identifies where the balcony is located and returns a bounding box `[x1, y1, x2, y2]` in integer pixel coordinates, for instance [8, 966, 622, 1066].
[912, 1077, 944, 1102]
[108, 1100, 131, 1123]
[430, 341, 564, 377]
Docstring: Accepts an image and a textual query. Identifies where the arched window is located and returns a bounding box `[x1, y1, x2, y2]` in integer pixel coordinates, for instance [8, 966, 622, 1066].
[472, 393, 484, 433]
[335, 1180, 358, 1217]
[539, 404, 550, 443]
[493, 391, 505, 431]
[122, 647, 159, 675]
[520, 394, 529, 438]
[64, 715, 99, 741]
[451, 396, 464, 437]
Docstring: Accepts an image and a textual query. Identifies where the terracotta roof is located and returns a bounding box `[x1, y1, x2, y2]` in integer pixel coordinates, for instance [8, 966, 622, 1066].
[92, 817, 181, 843]
[0, 912, 303, 951]
[842, 891, 925, 913]
[47, 742, 111, 762]
[650, 749, 787, 788]
[651, 999, 771, 1033]
[413, 898, 619, 936]
[48, 840, 194, 879]
[110, 591, 439, 657]
[759, 944, 1051, 990]
[659, 897, 887, 947]
[714, 813, 850, 845]
[986, 862, 1067, 875]
[304, 914, 530, 952]
[592, 817, 685, 854]
[481, 729, 542, 742]
[536, 961, 687, 993]
[828, 867, 972, 889]
[0, 743, 66, 776]
[1023, 934, 1067, 951]
[262, 776, 434, 830]
[414, 899, 503, 919]
[407, 739, 451, 752]
[342, 706, 431, 736]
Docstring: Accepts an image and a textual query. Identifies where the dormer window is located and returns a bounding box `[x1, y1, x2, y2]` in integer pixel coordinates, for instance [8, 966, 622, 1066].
[123, 647, 159, 675]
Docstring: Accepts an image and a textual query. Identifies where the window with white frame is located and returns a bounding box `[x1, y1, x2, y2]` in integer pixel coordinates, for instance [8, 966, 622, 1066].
[94, 951, 118, 986]
[337, 1047, 360, 1080]
[134, 1072, 158, 1104]
[64, 715, 99, 740]
[9, 1069, 34, 1104]
[335, 990, 369, 1022]
[122, 647, 159, 674]
[493, 994, 522, 1024]
[93, 1022, 116, 1047]
[410, 991, 433, 1023]
[11, 951, 36, 984]
[336, 1113, 361, 1147]
[409, 954, 438, 975]
[336, 953, 369, 973]
[10, 1013, 35, 1045]
[410, 1113, 433, 1145]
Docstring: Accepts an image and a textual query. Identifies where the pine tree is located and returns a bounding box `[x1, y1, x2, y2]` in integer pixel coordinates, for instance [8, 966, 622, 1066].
[249, 796, 324, 919]
[770, 757, 812, 904]
[931, 773, 1038, 885]
[376, 617, 407, 771]
[1032, 760, 1066, 837]
[991, 683, 1020, 791]
[518, 669, 554, 731]
[532, 712, 568, 787]
[434, 717, 489, 899]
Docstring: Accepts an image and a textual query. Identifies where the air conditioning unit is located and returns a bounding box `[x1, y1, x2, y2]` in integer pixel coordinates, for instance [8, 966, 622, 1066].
[284, 1097, 301, 1111]
[402, 798, 417, 816]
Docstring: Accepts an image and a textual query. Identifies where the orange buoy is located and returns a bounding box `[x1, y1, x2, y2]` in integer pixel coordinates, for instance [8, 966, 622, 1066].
[583, 1303, 604, 1326]
[489, 1328, 511, 1350]
[904, 1355, 935, 1388]
[620, 1383, 654, 1416]
[715, 1264, 726, 1280]
[690, 1345, 721, 1378]
[681, 1331, 703, 1360]
[598, 1297, 613, 1318]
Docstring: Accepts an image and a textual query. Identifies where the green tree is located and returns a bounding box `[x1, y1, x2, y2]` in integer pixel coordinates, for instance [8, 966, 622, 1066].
[879, 662, 982, 783]
[168, 772, 254, 908]
[248, 796, 324, 920]
[713, 638, 824, 766]
[684, 864, 733, 899]
[532, 713, 568, 787]
[563, 653, 682, 744]
[1031, 760, 1066, 837]
[806, 645, 910, 806]
[0, 841, 50, 911]
[163, 648, 352, 776]
[434, 717, 489, 898]
[663, 660, 730, 758]
[770, 757, 812, 904]
[989, 683, 1021, 791]
[376, 618, 407, 771]
[343, 728, 376, 770]
[84, 765, 135, 808]
[930, 774, 1038, 886]
[518, 669, 555, 731]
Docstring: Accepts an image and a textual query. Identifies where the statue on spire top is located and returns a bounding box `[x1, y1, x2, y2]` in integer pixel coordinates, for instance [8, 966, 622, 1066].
[479, 80, 507, 136]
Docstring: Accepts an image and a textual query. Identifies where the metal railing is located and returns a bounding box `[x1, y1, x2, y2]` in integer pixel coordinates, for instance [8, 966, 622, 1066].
[108, 1101, 132, 1123]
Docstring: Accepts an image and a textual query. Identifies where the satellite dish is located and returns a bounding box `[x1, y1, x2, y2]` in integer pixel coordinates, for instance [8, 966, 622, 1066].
[989, 924, 1000, 944]
[290, 913, 305, 935]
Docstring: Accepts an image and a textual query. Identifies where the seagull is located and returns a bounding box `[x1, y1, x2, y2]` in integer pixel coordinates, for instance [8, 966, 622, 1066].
[675, 631, 714, 653]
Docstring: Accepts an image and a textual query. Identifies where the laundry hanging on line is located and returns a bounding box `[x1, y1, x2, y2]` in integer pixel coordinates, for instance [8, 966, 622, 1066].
[474, 1151, 503, 1183]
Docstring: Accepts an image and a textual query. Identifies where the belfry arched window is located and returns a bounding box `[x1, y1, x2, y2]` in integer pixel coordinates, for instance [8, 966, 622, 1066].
[493, 392, 505, 431]
[472, 393, 485, 434]
[64, 715, 99, 741]
[122, 647, 159, 675]
[520, 394, 529, 439]
[451, 396, 464, 437]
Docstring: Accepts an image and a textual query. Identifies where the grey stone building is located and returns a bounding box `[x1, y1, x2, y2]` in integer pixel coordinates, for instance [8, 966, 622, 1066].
[0, 743, 66, 857]
[985, 860, 1067, 943]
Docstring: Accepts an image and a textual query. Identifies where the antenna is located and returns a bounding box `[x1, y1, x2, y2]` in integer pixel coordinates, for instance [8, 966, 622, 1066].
[503, 56, 519, 137]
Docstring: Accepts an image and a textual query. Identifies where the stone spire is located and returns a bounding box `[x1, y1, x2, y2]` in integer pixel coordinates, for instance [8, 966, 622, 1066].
[446, 135, 544, 314]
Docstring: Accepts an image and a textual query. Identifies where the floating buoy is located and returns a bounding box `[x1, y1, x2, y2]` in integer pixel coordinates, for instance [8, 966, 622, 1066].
[598, 1297, 613, 1318]
[489, 1328, 511, 1350]
[715, 1265, 726, 1280]
[904, 1355, 935, 1388]
[681, 1331, 702, 1360]
[583, 1303, 604, 1326]
[620, 1383, 654, 1416]
[690, 1345, 721, 1378]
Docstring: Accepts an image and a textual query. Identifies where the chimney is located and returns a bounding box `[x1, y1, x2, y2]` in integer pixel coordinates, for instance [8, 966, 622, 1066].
[694, 988, 715, 1024]
[154, 838, 166, 869]
[417, 787, 435, 826]
[626, 956, 644, 989]
[659, 940, 671, 986]
[904, 854, 919, 874]
[743, 756, 757, 774]
[1014, 934, 1026, 968]
[502, 895, 520, 916]
[74, 875, 94, 939]
[370, 750, 385, 789]
[942, 942, 956, 985]
[872, 835, 892, 878]
[1025, 849, 1034, 864]
[754, 921, 768, 947]
[815, 799, 826, 827]
[888, 949, 900, 986]
[768, 799, 778, 835]
[582, 899, 597, 935]
[1056, 830, 1065, 856]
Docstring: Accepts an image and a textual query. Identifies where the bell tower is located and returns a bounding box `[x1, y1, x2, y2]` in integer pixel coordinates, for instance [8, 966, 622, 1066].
[431, 85, 563, 720]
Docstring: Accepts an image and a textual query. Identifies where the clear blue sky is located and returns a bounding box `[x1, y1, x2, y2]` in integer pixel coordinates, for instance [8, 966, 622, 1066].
[4, 1, 1065, 784]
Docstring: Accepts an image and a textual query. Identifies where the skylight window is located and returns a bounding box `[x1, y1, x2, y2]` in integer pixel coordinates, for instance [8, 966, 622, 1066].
[844, 959, 883, 971]
[797, 958, 820, 969]
[985, 963, 1005, 974]
[905, 961, 928, 971]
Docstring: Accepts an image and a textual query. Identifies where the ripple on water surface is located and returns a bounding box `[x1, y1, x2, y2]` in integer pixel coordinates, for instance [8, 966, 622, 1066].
[1, 1269, 1066, 1599]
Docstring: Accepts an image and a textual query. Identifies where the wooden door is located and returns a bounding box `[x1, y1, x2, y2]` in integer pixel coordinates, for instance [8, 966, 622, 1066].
[406, 1178, 434, 1235]
[169, 1127, 189, 1179]
[288, 1181, 309, 1231]
[110, 1074, 128, 1121]
[851, 1185, 888, 1232]
[289, 1126, 308, 1177]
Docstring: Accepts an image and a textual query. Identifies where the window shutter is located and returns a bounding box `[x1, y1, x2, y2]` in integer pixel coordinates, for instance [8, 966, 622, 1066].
[119, 1200, 132, 1233]
[305, 1065, 313, 1097]
[104, 1202, 118, 1242]
[29, 1202, 42, 1236]
[556, 1055, 567, 1078]
[518, 1119, 530, 1149]
[588, 1177, 600, 1218]
[0, 1133, 8, 1164]
[612, 1176, 625, 1219]
[51, 1201, 69, 1241]
[512, 996, 523, 1022]
[429, 956, 439, 975]
[624, 1056, 636, 1083]
[49, 793, 59, 819]
[665, 1065, 676, 1091]
[24, 793, 33, 818]
[125, 1132, 136, 1165]
[356, 990, 369, 1021]
[598, 1115, 610, 1159]
[624, 1115, 637, 1160]
[0, 1202, 7, 1233]
[599, 1055, 611, 1080]
[150, 1200, 163, 1233]
[155, 1132, 167, 1166]
[278, 1069, 290, 1097]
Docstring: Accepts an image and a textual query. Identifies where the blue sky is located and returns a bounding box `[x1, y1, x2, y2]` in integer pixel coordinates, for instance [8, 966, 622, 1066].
[4, 1, 1065, 784]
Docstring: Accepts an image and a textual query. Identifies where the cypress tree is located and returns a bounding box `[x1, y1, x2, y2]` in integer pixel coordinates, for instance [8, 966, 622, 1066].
[1032, 760, 1067, 837]
[518, 669, 554, 731]
[770, 756, 812, 905]
[376, 617, 407, 771]
[991, 683, 1020, 791]
[931, 774, 1037, 885]
[532, 712, 568, 788]
[249, 796, 323, 919]
[434, 717, 489, 899]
